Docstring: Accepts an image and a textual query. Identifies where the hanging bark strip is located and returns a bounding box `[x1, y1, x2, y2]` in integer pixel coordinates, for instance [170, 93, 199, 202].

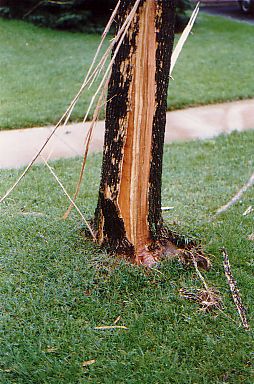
[222, 248, 249, 330]
[94, 0, 176, 265]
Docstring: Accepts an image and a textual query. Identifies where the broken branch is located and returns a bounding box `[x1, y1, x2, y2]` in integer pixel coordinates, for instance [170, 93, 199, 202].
[221, 248, 249, 330]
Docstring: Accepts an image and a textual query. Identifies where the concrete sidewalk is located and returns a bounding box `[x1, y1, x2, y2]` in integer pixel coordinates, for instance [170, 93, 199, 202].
[0, 99, 253, 169]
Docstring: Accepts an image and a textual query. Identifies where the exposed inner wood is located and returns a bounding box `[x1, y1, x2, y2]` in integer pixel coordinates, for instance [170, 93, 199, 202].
[118, 1, 156, 257]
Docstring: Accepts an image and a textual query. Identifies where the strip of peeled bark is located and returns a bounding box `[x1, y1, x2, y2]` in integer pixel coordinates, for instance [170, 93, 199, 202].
[94, 0, 176, 265]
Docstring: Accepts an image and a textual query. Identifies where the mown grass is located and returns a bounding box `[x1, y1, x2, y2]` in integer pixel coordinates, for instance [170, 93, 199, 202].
[1, 13, 254, 130]
[0, 130, 253, 383]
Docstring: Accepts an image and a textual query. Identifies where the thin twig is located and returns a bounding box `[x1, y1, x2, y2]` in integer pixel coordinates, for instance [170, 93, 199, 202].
[216, 172, 254, 215]
[41, 157, 96, 241]
[191, 253, 209, 291]
[221, 248, 249, 330]
[217, 306, 239, 325]
[63, 77, 110, 219]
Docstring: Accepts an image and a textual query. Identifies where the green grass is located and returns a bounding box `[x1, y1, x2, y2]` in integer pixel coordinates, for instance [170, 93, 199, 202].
[0, 130, 253, 383]
[1, 14, 254, 130]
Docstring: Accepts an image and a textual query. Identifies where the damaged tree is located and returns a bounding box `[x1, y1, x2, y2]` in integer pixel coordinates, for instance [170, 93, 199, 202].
[94, 0, 177, 266]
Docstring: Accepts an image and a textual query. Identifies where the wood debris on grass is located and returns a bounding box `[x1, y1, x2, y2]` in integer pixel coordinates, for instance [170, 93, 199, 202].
[82, 359, 96, 367]
[180, 287, 222, 312]
[216, 171, 254, 215]
[243, 205, 253, 216]
[161, 206, 174, 211]
[20, 211, 44, 217]
[180, 247, 250, 327]
[248, 233, 254, 241]
[45, 346, 58, 353]
[113, 315, 121, 325]
[197, 288, 222, 312]
[94, 325, 128, 330]
[0, 368, 13, 373]
[179, 248, 222, 312]
[221, 248, 250, 330]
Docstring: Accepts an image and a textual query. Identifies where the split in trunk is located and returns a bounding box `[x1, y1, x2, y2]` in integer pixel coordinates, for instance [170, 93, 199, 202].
[94, 0, 202, 267]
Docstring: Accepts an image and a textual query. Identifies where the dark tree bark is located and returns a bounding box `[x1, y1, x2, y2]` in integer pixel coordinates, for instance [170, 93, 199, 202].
[94, 0, 177, 266]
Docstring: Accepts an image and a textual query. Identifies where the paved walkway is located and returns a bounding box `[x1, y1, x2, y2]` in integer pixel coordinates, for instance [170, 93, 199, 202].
[201, 4, 254, 25]
[0, 99, 253, 169]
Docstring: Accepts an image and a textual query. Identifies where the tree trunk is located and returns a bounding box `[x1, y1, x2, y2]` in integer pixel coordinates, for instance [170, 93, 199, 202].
[94, 0, 176, 266]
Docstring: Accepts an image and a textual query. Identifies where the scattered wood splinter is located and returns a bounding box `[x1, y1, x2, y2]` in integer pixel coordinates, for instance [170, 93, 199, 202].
[82, 359, 96, 367]
[180, 287, 222, 312]
[247, 233, 254, 241]
[45, 346, 58, 353]
[161, 206, 174, 211]
[243, 206, 253, 216]
[94, 325, 128, 330]
[113, 315, 121, 325]
[216, 171, 254, 215]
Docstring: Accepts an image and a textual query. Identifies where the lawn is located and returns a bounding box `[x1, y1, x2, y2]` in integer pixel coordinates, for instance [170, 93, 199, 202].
[0, 130, 253, 383]
[0, 13, 254, 130]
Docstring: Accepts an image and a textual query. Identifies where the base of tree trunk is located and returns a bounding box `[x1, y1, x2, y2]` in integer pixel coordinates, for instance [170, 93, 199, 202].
[89, 1, 211, 272]
[121, 237, 180, 268]
[83, 225, 211, 270]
